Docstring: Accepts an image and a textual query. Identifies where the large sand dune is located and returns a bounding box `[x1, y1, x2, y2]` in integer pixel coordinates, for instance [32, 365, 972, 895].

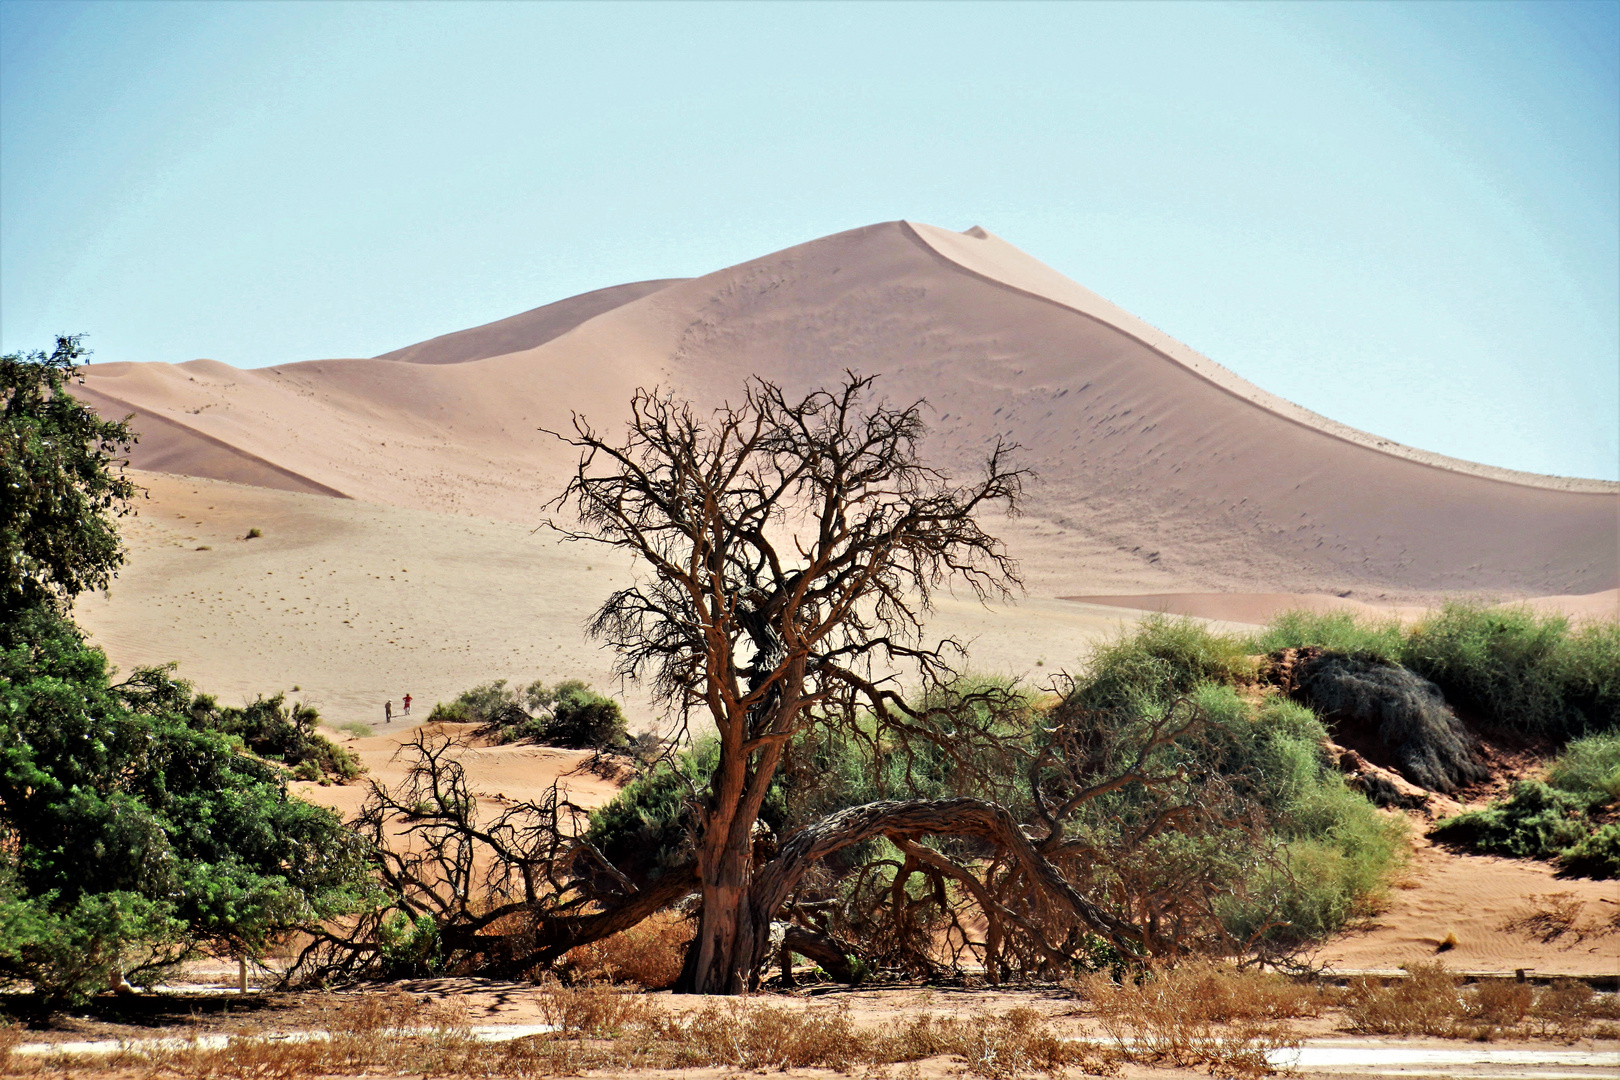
[80, 221, 1616, 604]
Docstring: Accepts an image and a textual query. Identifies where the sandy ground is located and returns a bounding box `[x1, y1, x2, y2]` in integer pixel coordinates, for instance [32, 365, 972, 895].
[1319, 838, 1620, 978]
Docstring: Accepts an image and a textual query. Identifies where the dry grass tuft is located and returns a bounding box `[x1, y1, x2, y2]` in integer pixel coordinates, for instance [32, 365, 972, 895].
[562, 910, 691, 988]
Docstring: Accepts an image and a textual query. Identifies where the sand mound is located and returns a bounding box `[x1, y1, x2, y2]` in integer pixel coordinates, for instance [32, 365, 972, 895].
[78, 221, 1616, 603]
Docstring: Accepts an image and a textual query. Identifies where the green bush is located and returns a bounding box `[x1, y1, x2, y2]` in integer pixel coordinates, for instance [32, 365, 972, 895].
[1556, 823, 1620, 879]
[188, 692, 362, 780]
[1429, 780, 1593, 860]
[430, 678, 628, 750]
[1402, 603, 1620, 740]
[0, 605, 375, 1005]
[1067, 614, 1255, 711]
[1546, 731, 1620, 802]
[1250, 609, 1404, 664]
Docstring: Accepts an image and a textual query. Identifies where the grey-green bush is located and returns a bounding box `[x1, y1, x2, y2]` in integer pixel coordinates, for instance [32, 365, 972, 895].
[1293, 652, 1485, 793]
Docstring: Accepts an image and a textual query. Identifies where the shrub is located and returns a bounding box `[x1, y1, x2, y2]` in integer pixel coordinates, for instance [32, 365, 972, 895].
[191, 692, 363, 780]
[1429, 780, 1592, 860]
[1402, 603, 1620, 740]
[1292, 652, 1485, 792]
[564, 912, 692, 988]
[0, 606, 374, 1005]
[431, 678, 628, 750]
[1251, 609, 1403, 664]
[1556, 823, 1620, 879]
[1068, 614, 1255, 711]
[1341, 964, 1619, 1040]
[1546, 731, 1620, 802]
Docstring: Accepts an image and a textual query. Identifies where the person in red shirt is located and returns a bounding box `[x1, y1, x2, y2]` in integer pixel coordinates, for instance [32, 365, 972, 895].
[403, 694, 412, 717]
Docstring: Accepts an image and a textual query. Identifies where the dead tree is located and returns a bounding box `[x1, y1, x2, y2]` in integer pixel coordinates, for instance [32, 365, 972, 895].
[550, 372, 1055, 993]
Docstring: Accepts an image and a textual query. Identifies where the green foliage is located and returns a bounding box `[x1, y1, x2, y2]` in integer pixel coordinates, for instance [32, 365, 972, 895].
[1066, 614, 1255, 712]
[376, 911, 447, 978]
[1429, 733, 1619, 879]
[1556, 823, 1620, 879]
[1, 335, 141, 615]
[586, 739, 724, 886]
[432, 677, 628, 750]
[188, 692, 362, 781]
[1248, 610, 1404, 665]
[0, 605, 375, 1004]
[1402, 603, 1620, 739]
[1546, 732, 1620, 802]
[1429, 780, 1593, 860]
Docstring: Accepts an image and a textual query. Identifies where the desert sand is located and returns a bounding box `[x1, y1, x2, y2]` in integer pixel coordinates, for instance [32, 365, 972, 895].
[65, 221, 1620, 982]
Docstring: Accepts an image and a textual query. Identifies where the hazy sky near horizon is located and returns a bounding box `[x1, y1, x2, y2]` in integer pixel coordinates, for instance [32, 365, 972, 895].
[2, 1, 1616, 480]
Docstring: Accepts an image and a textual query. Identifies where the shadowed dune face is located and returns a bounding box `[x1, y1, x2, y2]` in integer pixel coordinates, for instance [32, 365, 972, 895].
[79, 220, 1617, 602]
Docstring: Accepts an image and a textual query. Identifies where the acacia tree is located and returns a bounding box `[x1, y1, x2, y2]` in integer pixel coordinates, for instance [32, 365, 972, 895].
[551, 373, 1140, 993]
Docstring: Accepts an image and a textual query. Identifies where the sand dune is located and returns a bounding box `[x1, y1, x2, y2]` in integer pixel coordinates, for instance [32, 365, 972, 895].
[80, 220, 1616, 605]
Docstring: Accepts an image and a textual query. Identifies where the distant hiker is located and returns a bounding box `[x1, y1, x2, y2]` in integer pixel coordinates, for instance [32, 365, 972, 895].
[385, 700, 393, 724]
[402, 694, 412, 716]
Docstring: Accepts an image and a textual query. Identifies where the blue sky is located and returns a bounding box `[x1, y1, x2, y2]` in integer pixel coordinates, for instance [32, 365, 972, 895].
[2, 1, 1616, 479]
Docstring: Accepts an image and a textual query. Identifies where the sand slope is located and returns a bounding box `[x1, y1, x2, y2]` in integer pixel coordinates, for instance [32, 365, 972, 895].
[79, 221, 1616, 604]
[374, 278, 687, 365]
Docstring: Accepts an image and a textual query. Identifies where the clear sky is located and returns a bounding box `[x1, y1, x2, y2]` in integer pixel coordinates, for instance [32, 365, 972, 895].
[3, 1, 1616, 480]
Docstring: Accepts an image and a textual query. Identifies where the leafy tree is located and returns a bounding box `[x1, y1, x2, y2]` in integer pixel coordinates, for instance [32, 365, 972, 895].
[0, 336, 372, 1006]
[0, 606, 374, 1004]
[1, 335, 140, 616]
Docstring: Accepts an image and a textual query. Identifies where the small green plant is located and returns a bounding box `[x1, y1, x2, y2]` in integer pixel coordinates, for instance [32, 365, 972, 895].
[1547, 731, 1620, 802]
[244, 527, 262, 539]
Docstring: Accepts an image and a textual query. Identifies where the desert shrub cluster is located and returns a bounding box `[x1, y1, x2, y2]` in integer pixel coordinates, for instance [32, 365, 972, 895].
[187, 691, 361, 782]
[578, 618, 1404, 978]
[0, 605, 375, 1006]
[427, 678, 628, 750]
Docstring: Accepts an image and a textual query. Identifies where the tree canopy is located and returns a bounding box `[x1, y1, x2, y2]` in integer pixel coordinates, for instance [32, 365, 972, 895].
[1, 335, 140, 616]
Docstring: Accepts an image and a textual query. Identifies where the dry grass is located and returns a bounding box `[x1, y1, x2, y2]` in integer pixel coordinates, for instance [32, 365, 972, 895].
[1074, 963, 1315, 1079]
[5, 985, 1114, 1080]
[1498, 892, 1617, 945]
[1340, 962, 1619, 1041]
[562, 911, 692, 988]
